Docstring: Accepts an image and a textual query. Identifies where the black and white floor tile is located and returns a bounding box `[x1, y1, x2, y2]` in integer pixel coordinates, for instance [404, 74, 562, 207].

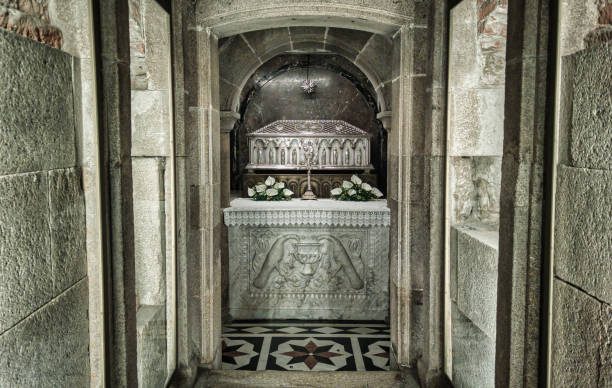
[221, 321, 391, 371]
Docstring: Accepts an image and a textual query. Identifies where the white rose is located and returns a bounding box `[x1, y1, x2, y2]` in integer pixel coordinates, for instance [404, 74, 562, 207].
[350, 175, 362, 185]
[255, 184, 266, 193]
[247, 188, 255, 197]
[342, 181, 354, 189]
[266, 188, 278, 197]
[330, 188, 342, 196]
[283, 189, 293, 197]
[274, 182, 285, 189]
[265, 176, 276, 186]
[348, 189, 357, 196]
[372, 188, 383, 198]
[361, 183, 372, 191]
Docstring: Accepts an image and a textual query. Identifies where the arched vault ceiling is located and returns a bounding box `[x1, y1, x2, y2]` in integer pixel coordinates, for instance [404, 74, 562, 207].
[219, 27, 393, 113]
[196, 0, 414, 37]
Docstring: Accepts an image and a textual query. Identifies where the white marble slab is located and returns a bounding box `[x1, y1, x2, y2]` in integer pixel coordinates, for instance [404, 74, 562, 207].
[224, 199, 390, 228]
[227, 198, 389, 211]
[224, 199, 390, 321]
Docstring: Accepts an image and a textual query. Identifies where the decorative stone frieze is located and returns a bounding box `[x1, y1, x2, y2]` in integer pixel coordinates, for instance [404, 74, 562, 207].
[224, 198, 390, 227]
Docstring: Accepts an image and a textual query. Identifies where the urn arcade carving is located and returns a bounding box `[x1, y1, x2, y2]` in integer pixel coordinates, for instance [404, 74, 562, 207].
[246, 120, 373, 172]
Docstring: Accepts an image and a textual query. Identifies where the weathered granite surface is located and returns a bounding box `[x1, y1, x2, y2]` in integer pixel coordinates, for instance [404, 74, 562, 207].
[0, 28, 76, 176]
[131, 90, 170, 157]
[133, 157, 167, 306]
[195, 370, 418, 388]
[568, 42, 612, 170]
[551, 279, 611, 387]
[0, 279, 90, 387]
[555, 166, 612, 305]
[224, 199, 389, 320]
[0, 172, 51, 332]
[451, 302, 495, 388]
[137, 305, 168, 388]
[453, 225, 499, 340]
[49, 167, 87, 295]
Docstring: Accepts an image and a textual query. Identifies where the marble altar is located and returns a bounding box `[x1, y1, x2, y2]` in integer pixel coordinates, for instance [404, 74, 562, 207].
[224, 199, 390, 320]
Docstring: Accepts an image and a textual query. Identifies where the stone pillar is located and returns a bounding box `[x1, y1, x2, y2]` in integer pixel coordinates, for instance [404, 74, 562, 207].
[420, 0, 449, 385]
[377, 110, 393, 132]
[93, 0, 138, 386]
[388, 25, 415, 367]
[176, 1, 223, 375]
[183, 24, 222, 369]
[494, 0, 550, 386]
[219, 110, 239, 321]
[220, 111, 240, 207]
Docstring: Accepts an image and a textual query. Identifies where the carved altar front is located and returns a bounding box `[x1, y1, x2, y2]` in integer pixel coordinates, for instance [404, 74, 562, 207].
[224, 199, 390, 320]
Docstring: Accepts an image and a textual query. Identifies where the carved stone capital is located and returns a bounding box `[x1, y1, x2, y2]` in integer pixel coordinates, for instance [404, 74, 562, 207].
[376, 110, 393, 132]
[220, 110, 240, 133]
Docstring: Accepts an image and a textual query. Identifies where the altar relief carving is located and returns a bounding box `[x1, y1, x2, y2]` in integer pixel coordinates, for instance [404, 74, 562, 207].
[225, 199, 389, 320]
[252, 234, 365, 292]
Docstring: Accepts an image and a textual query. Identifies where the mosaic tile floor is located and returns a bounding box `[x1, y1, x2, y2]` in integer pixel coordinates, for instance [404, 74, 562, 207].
[221, 321, 391, 371]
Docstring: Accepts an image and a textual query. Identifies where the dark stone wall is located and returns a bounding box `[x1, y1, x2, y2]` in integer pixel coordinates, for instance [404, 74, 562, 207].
[231, 54, 386, 192]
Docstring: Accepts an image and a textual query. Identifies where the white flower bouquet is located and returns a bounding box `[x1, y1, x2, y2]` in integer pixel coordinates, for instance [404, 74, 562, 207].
[247, 176, 293, 201]
[330, 175, 384, 201]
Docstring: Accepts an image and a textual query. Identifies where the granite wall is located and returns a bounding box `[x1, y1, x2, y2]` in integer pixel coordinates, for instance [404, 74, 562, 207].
[447, 0, 507, 386]
[0, 0, 62, 48]
[128, 0, 174, 386]
[0, 27, 89, 386]
[551, 3, 612, 381]
[448, 0, 506, 228]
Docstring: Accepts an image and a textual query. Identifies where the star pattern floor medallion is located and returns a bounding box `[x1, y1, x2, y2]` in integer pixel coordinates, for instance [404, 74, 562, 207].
[220, 338, 260, 370]
[272, 338, 350, 371]
[363, 340, 391, 370]
[221, 321, 391, 371]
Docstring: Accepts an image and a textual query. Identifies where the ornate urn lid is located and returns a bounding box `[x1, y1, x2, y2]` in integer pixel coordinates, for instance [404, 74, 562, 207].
[247, 120, 369, 138]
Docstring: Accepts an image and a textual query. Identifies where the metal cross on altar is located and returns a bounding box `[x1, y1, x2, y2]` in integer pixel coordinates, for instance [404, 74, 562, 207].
[301, 140, 318, 200]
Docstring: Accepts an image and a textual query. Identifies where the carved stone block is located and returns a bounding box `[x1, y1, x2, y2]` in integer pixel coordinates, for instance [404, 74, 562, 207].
[224, 199, 390, 320]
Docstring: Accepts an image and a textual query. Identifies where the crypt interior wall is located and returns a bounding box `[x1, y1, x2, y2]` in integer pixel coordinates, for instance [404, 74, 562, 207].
[0, 26, 90, 387]
[446, 0, 507, 386]
[0, 0, 609, 387]
[128, 0, 177, 386]
[549, 1, 612, 386]
[231, 54, 387, 193]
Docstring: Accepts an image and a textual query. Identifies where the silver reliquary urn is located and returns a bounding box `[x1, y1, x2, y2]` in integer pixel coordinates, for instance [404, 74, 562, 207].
[246, 120, 373, 172]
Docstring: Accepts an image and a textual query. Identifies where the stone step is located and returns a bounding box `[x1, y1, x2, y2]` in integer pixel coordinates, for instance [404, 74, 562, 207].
[194, 369, 420, 388]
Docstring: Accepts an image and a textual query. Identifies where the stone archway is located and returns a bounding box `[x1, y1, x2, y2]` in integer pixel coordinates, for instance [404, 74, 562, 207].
[218, 32, 394, 114]
[171, 1, 440, 382]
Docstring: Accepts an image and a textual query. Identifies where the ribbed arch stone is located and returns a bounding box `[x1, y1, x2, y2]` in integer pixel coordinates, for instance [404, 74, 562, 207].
[196, 0, 412, 37]
[219, 27, 393, 113]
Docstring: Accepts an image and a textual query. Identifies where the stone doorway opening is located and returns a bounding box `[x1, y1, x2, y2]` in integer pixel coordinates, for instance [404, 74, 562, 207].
[175, 3, 427, 381]
[217, 27, 394, 373]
